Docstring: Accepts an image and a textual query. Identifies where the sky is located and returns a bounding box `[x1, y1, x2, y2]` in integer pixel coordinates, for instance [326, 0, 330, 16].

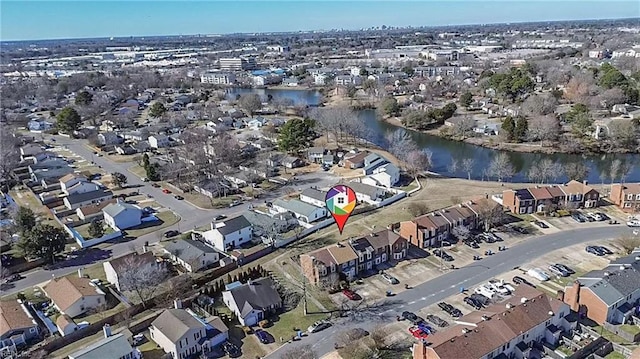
[1, 0, 639, 41]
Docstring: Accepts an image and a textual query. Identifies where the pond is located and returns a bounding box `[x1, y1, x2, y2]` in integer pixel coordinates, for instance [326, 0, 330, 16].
[226, 88, 322, 106]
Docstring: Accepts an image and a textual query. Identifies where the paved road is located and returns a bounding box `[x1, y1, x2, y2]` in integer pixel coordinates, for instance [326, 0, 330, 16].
[4, 135, 339, 295]
[266, 225, 632, 358]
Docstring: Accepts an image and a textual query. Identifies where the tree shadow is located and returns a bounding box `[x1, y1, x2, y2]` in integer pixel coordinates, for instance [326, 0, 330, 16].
[55, 248, 113, 268]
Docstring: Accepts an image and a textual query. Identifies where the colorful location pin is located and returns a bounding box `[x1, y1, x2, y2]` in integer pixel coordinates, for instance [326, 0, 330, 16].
[325, 185, 357, 234]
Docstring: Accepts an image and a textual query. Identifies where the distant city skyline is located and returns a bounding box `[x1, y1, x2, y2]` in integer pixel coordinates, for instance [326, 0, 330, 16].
[1, 1, 638, 41]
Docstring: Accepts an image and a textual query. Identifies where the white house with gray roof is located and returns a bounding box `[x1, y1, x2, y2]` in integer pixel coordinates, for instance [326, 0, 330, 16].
[202, 215, 253, 252]
[68, 329, 140, 359]
[347, 182, 388, 204]
[222, 278, 282, 326]
[150, 307, 228, 359]
[362, 162, 400, 188]
[162, 238, 220, 272]
[271, 199, 327, 223]
[299, 188, 328, 208]
[102, 202, 142, 230]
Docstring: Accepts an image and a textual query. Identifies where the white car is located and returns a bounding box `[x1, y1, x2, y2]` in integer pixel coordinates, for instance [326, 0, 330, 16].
[587, 212, 604, 221]
[527, 268, 550, 281]
[474, 285, 496, 299]
[627, 220, 640, 228]
[487, 279, 511, 295]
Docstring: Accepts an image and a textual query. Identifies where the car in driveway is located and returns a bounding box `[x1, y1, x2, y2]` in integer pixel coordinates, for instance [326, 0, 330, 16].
[222, 342, 241, 358]
[426, 314, 448, 327]
[255, 329, 270, 344]
[527, 268, 550, 281]
[554, 263, 574, 275]
[586, 246, 606, 256]
[402, 311, 425, 325]
[342, 289, 361, 301]
[533, 221, 549, 229]
[381, 273, 399, 284]
[586, 212, 604, 221]
[307, 321, 331, 333]
[464, 240, 480, 249]
[464, 296, 483, 310]
[433, 249, 454, 261]
[548, 264, 570, 277]
[571, 213, 586, 223]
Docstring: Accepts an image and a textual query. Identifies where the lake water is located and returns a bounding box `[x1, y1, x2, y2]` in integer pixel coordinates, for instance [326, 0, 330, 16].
[236, 88, 640, 183]
[226, 88, 323, 106]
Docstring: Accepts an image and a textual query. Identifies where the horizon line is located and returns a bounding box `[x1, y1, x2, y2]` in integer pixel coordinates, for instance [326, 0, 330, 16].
[1, 16, 637, 43]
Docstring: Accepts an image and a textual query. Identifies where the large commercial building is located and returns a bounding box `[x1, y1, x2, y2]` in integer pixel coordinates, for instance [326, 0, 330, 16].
[200, 72, 236, 85]
[219, 57, 256, 71]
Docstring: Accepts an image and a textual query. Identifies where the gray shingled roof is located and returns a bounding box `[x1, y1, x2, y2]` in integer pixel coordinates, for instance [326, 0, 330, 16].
[151, 309, 204, 343]
[102, 202, 140, 218]
[226, 277, 282, 317]
[346, 182, 384, 198]
[300, 188, 328, 202]
[163, 238, 217, 263]
[215, 215, 251, 235]
[273, 199, 324, 218]
[66, 190, 113, 205]
[588, 268, 640, 306]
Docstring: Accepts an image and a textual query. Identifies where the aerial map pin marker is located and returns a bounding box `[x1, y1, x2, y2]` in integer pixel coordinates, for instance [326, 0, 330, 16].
[325, 185, 357, 234]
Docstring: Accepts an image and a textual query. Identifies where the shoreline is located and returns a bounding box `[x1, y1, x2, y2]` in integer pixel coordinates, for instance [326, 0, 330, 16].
[379, 116, 637, 156]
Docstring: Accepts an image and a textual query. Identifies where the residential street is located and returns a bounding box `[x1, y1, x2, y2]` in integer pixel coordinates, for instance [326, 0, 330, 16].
[4, 135, 339, 295]
[265, 225, 631, 358]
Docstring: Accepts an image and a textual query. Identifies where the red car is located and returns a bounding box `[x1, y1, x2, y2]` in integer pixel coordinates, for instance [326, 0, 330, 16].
[409, 326, 429, 339]
[162, 188, 171, 194]
[342, 289, 361, 301]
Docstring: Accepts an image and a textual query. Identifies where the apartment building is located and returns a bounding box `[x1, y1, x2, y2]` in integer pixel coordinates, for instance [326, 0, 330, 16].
[300, 229, 409, 286]
[219, 57, 256, 71]
[500, 181, 599, 214]
[610, 183, 640, 213]
[200, 72, 236, 85]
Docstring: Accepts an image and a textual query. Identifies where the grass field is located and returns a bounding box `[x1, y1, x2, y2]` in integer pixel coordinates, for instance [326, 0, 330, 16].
[124, 211, 179, 238]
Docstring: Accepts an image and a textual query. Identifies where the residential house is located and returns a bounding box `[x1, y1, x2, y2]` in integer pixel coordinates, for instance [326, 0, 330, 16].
[561, 180, 599, 209]
[64, 181, 102, 196]
[150, 307, 229, 359]
[299, 188, 328, 208]
[162, 238, 220, 272]
[413, 285, 571, 359]
[27, 118, 54, 132]
[242, 211, 298, 242]
[562, 249, 640, 325]
[502, 188, 536, 214]
[527, 186, 555, 213]
[281, 156, 303, 169]
[63, 190, 113, 210]
[102, 202, 142, 230]
[0, 300, 39, 343]
[300, 242, 359, 285]
[68, 330, 140, 359]
[193, 179, 232, 199]
[76, 199, 117, 221]
[56, 314, 78, 337]
[42, 276, 106, 318]
[223, 172, 249, 188]
[307, 147, 326, 163]
[221, 278, 282, 326]
[59, 174, 88, 193]
[103, 251, 157, 291]
[348, 229, 409, 273]
[20, 144, 44, 162]
[610, 183, 640, 212]
[97, 132, 124, 146]
[362, 163, 400, 188]
[343, 151, 369, 169]
[202, 215, 253, 252]
[322, 154, 335, 166]
[335, 75, 362, 86]
[362, 153, 388, 175]
[149, 135, 171, 149]
[346, 182, 387, 205]
[271, 199, 328, 223]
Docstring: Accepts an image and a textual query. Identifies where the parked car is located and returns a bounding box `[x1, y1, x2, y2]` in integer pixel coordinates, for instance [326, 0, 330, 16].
[527, 268, 550, 281]
[587, 212, 604, 221]
[464, 296, 483, 310]
[342, 289, 361, 301]
[163, 230, 180, 238]
[438, 302, 462, 317]
[402, 311, 424, 325]
[255, 329, 270, 344]
[151, 183, 161, 188]
[174, 195, 184, 200]
[626, 220, 640, 227]
[571, 214, 585, 223]
[223, 342, 241, 358]
[409, 326, 429, 339]
[533, 221, 549, 229]
[464, 240, 480, 249]
[433, 249, 454, 261]
[426, 314, 448, 327]
[214, 215, 227, 221]
[586, 246, 605, 256]
[162, 188, 171, 194]
[381, 273, 400, 285]
[307, 321, 331, 333]
[554, 263, 574, 274]
[470, 293, 491, 306]
[512, 276, 535, 287]
[4, 274, 23, 283]
[597, 246, 613, 255]
[487, 279, 511, 295]
[548, 264, 570, 277]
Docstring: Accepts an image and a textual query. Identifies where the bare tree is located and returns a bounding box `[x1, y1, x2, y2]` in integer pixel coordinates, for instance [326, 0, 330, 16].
[563, 162, 590, 182]
[609, 159, 621, 186]
[0, 126, 21, 181]
[461, 158, 475, 180]
[386, 128, 417, 160]
[564, 72, 598, 105]
[447, 158, 459, 174]
[280, 345, 316, 359]
[528, 159, 562, 184]
[527, 116, 561, 146]
[521, 93, 558, 117]
[608, 119, 639, 151]
[452, 115, 476, 138]
[452, 225, 471, 240]
[614, 235, 640, 255]
[488, 153, 515, 182]
[310, 106, 359, 145]
[408, 203, 430, 217]
[598, 88, 628, 110]
[476, 199, 504, 231]
[404, 150, 433, 179]
[118, 255, 168, 308]
[238, 93, 262, 116]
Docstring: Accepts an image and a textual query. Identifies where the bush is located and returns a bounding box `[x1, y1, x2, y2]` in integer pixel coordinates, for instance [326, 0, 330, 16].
[557, 210, 571, 217]
[259, 320, 270, 328]
[243, 326, 253, 334]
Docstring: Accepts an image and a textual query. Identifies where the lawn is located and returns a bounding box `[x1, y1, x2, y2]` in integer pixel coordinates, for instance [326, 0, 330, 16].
[124, 211, 179, 238]
[268, 299, 328, 342]
[556, 345, 574, 356]
[74, 223, 115, 240]
[128, 164, 147, 179]
[138, 337, 165, 359]
[605, 351, 627, 359]
[592, 325, 630, 344]
[619, 324, 640, 336]
[66, 262, 108, 282]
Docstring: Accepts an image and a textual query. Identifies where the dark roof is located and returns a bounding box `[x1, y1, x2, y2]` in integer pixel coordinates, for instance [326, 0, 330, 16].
[108, 251, 155, 275]
[214, 215, 252, 235]
[226, 277, 282, 317]
[515, 189, 534, 201]
[589, 268, 640, 306]
[163, 238, 218, 263]
[300, 188, 328, 202]
[65, 190, 113, 205]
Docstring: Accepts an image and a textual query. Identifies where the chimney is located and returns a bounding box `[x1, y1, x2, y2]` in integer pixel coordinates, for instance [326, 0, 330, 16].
[173, 299, 183, 309]
[78, 268, 83, 278]
[520, 297, 528, 304]
[103, 324, 112, 338]
[506, 303, 513, 309]
[583, 180, 588, 186]
[481, 315, 490, 321]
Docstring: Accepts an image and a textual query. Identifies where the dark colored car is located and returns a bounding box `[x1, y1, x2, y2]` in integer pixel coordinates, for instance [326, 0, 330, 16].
[342, 289, 361, 301]
[572, 214, 586, 223]
[426, 314, 448, 327]
[470, 293, 490, 306]
[214, 215, 227, 221]
[255, 329, 270, 344]
[417, 322, 435, 334]
[465, 240, 480, 249]
[174, 195, 184, 200]
[464, 296, 483, 310]
[512, 276, 535, 287]
[533, 221, 549, 228]
[555, 263, 574, 274]
[4, 274, 23, 283]
[597, 246, 613, 255]
[586, 246, 605, 256]
[164, 230, 180, 238]
[223, 342, 241, 358]
[151, 183, 161, 188]
[402, 311, 425, 325]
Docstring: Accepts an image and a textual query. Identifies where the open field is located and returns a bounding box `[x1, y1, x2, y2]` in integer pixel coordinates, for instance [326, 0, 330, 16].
[124, 211, 179, 238]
